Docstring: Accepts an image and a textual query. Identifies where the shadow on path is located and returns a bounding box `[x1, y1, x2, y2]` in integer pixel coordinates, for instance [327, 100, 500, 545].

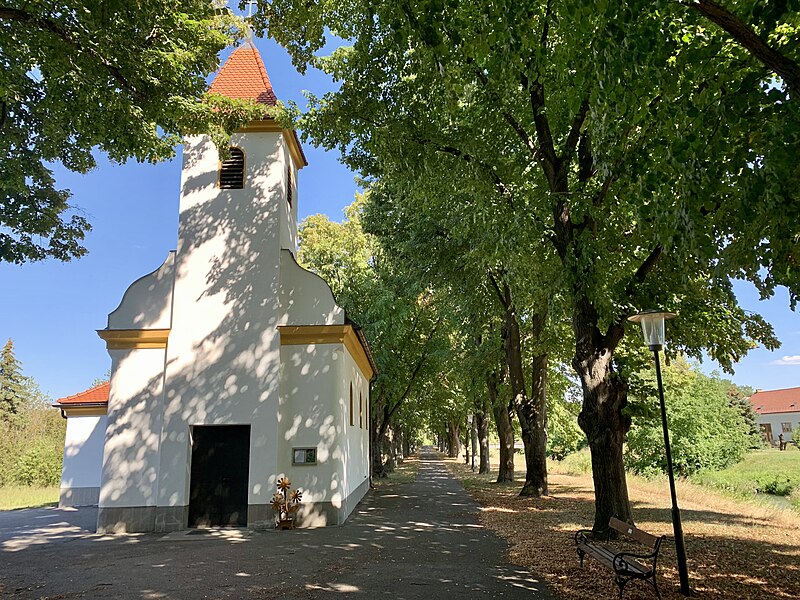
[0, 450, 552, 599]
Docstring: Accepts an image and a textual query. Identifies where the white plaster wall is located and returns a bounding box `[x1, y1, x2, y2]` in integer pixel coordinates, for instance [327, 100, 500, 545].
[159, 131, 286, 509]
[758, 412, 800, 442]
[342, 350, 370, 498]
[61, 415, 107, 489]
[279, 250, 344, 326]
[107, 252, 175, 330]
[278, 343, 345, 507]
[99, 348, 166, 508]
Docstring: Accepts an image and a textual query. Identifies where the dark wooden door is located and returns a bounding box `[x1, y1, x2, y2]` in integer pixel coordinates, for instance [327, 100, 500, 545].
[188, 425, 250, 527]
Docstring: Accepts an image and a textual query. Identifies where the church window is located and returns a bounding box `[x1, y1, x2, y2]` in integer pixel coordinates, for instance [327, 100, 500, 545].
[349, 383, 354, 426]
[359, 392, 363, 428]
[219, 147, 245, 189]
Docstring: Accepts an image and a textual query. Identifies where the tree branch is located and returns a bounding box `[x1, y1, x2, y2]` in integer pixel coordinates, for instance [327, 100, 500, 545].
[0, 7, 142, 101]
[682, 0, 800, 94]
[487, 270, 510, 310]
[470, 65, 539, 160]
[413, 135, 515, 210]
[386, 316, 443, 422]
[563, 99, 590, 163]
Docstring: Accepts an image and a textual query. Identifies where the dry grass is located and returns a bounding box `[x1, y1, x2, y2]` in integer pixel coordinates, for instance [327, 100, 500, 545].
[372, 455, 420, 488]
[447, 458, 800, 599]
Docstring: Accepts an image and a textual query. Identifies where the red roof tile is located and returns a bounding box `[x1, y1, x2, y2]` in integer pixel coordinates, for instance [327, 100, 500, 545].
[209, 43, 278, 105]
[55, 382, 110, 406]
[749, 387, 800, 415]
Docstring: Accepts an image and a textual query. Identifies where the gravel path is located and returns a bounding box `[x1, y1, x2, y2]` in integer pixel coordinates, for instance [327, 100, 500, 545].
[1, 450, 553, 599]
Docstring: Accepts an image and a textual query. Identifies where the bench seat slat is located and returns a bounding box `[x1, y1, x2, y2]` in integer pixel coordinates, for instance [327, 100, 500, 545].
[577, 541, 649, 575]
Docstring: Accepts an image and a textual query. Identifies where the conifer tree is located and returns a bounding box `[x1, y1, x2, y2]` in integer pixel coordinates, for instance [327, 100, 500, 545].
[0, 339, 29, 422]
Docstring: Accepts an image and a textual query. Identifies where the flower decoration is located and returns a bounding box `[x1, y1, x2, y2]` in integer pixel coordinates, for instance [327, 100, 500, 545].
[272, 476, 303, 529]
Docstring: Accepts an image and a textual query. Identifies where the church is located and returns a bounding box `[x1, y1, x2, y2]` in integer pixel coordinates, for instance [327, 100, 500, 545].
[54, 43, 376, 533]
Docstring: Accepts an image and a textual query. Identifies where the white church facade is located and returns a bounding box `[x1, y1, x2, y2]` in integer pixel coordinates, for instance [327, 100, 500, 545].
[54, 44, 375, 533]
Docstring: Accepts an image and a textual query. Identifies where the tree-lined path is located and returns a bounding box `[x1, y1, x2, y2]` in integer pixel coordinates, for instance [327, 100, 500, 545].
[1, 450, 552, 599]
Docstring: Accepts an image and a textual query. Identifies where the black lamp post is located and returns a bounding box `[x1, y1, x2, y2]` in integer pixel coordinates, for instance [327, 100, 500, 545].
[628, 309, 691, 596]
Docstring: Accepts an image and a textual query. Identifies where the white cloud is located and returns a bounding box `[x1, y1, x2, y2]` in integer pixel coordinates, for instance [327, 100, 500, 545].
[770, 355, 800, 365]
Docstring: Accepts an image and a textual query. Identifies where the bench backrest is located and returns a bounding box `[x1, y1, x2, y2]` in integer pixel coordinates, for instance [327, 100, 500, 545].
[609, 517, 661, 549]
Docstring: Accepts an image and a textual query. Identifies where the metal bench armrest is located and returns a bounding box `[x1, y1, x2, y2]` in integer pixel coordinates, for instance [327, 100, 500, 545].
[612, 550, 657, 574]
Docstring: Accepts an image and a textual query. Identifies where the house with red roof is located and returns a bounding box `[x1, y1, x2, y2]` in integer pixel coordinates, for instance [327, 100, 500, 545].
[53, 382, 109, 507]
[54, 43, 375, 533]
[748, 387, 800, 445]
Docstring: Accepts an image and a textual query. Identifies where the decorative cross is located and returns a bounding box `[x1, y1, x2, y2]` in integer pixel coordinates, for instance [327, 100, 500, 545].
[245, 0, 257, 18]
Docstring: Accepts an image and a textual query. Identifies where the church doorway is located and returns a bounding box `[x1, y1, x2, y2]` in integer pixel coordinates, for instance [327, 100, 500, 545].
[188, 425, 250, 528]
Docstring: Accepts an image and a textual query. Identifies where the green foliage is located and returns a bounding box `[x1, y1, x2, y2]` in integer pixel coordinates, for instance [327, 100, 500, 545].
[0, 342, 65, 486]
[0, 407, 65, 486]
[298, 195, 453, 468]
[625, 356, 757, 477]
[0, 2, 263, 264]
[546, 367, 586, 460]
[692, 449, 800, 500]
[0, 339, 32, 421]
[551, 448, 593, 476]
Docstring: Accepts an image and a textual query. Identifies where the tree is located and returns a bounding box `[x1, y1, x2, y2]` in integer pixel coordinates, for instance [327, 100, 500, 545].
[625, 356, 759, 476]
[0, 339, 30, 421]
[298, 197, 449, 477]
[260, 0, 786, 531]
[0, 1, 264, 264]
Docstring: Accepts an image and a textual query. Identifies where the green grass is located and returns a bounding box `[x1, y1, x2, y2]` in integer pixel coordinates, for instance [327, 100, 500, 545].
[691, 448, 800, 509]
[0, 486, 59, 510]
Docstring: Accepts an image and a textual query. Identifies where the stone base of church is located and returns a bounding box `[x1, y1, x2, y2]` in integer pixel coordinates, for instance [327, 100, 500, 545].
[59, 486, 100, 508]
[97, 506, 157, 534]
[96, 479, 370, 533]
[155, 505, 189, 532]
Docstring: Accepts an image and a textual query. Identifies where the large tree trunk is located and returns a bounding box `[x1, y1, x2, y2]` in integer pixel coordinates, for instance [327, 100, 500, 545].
[520, 351, 548, 496]
[476, 398, 491, 474]
[447, 419, 461, 458]
[371, 400, 392, 478]
[488, 372, 515, 483]
[504, 300, 548, 497]
[470, 413, 478, 469]
[573, 300, 632, 532]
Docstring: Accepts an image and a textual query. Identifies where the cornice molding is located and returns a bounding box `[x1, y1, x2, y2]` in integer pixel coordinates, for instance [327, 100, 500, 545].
[278, 325, 375, 380]
[97, 329, 170, 350]
[58, 405, 108, 417]
[238, 119, 307, 169]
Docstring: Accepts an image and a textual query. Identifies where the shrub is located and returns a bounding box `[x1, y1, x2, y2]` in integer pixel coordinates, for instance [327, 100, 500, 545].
[625, 356, 754, 477]
[0, 408, 65, 486]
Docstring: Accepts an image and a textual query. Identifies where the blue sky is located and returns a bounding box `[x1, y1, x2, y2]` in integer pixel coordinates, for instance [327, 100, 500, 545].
[1, 37, 798, 401]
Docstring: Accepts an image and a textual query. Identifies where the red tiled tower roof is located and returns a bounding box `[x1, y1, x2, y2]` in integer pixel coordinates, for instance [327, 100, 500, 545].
[55, 381, 110, 406]
[209, 43, 278, 105]
[749, 386, 800, 415]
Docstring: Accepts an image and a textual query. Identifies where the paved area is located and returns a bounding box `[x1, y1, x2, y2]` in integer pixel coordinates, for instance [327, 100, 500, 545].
[1, 451, 552, 599]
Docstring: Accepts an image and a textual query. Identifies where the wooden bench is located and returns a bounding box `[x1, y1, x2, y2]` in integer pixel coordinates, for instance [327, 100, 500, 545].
[575, 517, 665, 599]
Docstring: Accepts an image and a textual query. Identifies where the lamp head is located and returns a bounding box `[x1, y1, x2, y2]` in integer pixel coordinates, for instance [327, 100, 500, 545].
[627, 309, 676, 351]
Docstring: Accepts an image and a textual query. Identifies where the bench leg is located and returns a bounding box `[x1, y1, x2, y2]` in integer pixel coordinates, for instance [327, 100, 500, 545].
[650, 575, 662, 600]
[615, 575, 627, 599]
[576, 548, 585, 568]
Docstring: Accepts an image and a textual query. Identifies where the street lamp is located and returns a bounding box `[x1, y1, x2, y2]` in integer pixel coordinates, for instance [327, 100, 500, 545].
[628, 309, 691, 596]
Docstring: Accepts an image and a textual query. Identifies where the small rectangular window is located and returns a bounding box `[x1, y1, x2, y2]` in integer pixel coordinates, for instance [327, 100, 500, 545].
[292, 448, 317, 465]
[782, 422, 792, 433]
